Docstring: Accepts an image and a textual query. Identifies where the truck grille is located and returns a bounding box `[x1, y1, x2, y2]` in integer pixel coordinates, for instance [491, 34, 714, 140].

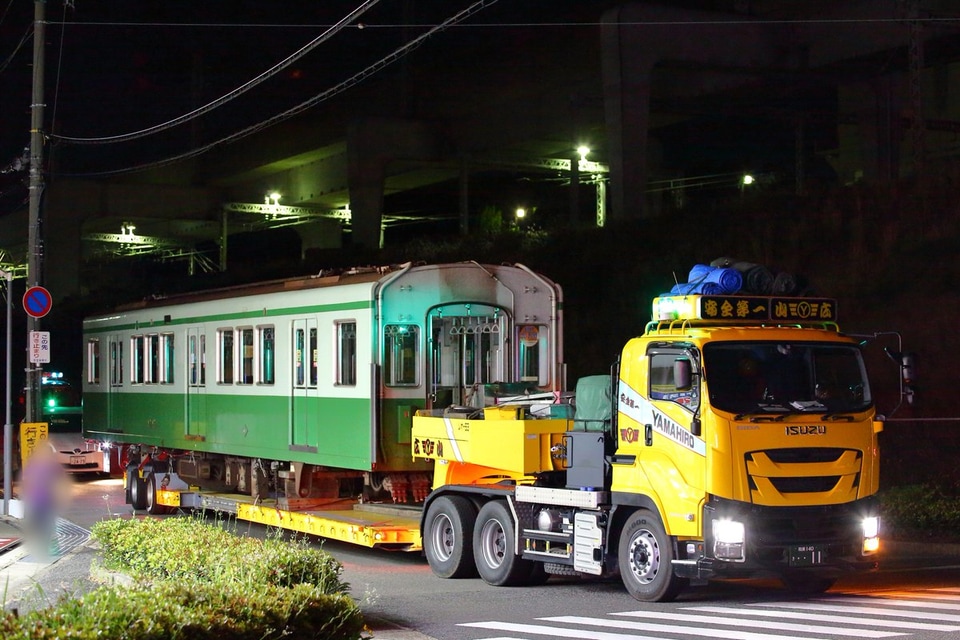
[745, 448, 862, 505]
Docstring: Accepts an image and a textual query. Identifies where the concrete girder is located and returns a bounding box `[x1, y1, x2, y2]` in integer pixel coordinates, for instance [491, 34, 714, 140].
[347, 117, 445, 249]
[602, 3, 794, 221]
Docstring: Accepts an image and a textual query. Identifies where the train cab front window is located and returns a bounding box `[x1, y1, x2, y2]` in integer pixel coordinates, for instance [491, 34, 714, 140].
[384, 324, 419, 386]
[518, 324, 550, 386]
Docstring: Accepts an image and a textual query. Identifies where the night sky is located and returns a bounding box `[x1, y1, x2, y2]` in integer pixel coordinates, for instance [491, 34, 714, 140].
[1, 1, 558, 209]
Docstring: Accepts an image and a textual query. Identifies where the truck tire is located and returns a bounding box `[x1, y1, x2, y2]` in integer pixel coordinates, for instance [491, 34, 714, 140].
[618, 509, 688, 602]
[127, 466, 148, 511]
[424, 495, 478, 579]
[145, 473, 169, 516]
[473, 500, 537, 586]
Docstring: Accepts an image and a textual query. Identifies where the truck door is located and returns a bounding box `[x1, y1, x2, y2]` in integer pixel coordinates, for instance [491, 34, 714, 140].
[185, 327, 207, 440]
[427, 305, 506, 408]
[291, 318, 319, 448]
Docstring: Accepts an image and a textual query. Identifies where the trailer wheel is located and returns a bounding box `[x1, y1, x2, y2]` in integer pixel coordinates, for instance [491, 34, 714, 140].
[618, 509, 687, 602]
[127, 466, 148, 511]
[474, 500, 537, 586]
[144, 473, 169, 515]
[423, 495, 478, 579]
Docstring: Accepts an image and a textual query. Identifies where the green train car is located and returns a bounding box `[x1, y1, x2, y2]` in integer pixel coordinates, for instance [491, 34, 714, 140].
[82, 262, 564, 514]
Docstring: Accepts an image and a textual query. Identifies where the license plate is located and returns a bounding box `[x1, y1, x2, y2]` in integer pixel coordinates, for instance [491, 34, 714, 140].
[70, 455, 86, 466]
[789, 544, 826, 566]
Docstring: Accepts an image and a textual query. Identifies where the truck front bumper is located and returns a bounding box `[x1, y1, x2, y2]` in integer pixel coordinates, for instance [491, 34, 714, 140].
[673, 495, 881, 581]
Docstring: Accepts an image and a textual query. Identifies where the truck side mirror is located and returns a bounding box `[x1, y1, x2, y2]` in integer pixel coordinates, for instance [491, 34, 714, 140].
[674, 358, 692, 391]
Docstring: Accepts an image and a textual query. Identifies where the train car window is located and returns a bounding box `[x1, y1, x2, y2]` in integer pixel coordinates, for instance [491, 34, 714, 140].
[110, 339, 123, 387]
[189, 334, 206, 386]
[309, 328, 318, 387]
[131, 335, 145, 384]
[239, 328, 254, 384]
[218, 329, 235, 384]
[336, 321, 357, 386]
[384, 324, 419, 386]
[199, 334, 206, 385]
[160, 333, 175, 384]
[259, 326, 275, 384]
[294, 328, 306, 387]
[86, 339, 100, 385]
[145, 334, 160, 384]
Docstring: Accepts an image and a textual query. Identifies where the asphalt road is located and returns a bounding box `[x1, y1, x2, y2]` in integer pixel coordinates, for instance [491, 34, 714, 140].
[4, 475, 960, 640]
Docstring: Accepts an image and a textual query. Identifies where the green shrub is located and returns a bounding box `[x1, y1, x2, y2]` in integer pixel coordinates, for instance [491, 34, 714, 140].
[881, 483, 960, 539]
[90, 515, 348, 593]
[0, 581, 365, 640]
[0, 515, 367, 639]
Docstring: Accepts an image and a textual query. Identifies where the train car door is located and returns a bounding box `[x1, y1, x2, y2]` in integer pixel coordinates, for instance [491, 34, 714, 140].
[106, 334, 123, 427]
[185, 327, 207, 440]
[291, 318, 319, 448]
[427, 305, 507, 408]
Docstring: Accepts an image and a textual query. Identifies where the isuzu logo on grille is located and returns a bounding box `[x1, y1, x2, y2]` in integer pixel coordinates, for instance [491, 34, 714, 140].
[785, 425, 827, 435]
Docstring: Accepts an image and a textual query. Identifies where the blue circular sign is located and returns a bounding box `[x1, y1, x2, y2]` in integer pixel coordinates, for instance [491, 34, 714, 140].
[23, 285, 52, 318]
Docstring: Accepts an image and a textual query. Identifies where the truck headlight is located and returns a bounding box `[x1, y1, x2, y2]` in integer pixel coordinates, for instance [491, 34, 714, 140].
[713, 519, 745, 561]
[862, 516, 880, 554]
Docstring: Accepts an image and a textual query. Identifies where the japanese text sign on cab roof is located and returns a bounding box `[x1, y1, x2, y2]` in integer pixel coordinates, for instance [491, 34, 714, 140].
[699, 296, 837, 322]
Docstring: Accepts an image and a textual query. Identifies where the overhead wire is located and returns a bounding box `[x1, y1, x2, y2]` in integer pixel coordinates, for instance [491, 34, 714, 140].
[48, 0, 383, 144]
[67, 0, 501, 177]
[0, 22, 32, 77]
[50, 1, 76, 140]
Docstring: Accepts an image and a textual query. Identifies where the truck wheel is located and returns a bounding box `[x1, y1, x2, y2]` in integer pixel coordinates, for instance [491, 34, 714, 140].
[127, 466, 148, 511]
[618, 510, 688, 602]
[424, 495, 478, 579]
[474, 500, 536, 586]
[145, 473, 169, 515]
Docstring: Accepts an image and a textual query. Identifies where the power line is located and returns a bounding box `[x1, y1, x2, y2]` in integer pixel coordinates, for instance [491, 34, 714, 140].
[48, 0, 383, 145]
[64, 0, 501, 177]
[0, 22, 32, 76]
[41, 15, 960, 28]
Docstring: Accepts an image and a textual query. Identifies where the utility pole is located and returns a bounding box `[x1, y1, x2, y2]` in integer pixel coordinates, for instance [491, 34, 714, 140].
[2, 268, 11, 516]
[25, 0, 46, 424]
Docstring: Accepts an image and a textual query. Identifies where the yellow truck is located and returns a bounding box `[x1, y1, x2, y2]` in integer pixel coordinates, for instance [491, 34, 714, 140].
[414, 292, 886, 601]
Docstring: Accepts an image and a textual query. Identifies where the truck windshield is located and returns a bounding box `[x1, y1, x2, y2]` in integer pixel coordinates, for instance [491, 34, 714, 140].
[704, 342, 871, 415]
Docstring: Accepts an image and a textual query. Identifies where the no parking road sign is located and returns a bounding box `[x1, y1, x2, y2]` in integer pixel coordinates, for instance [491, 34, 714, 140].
[23, 285, 52, 318]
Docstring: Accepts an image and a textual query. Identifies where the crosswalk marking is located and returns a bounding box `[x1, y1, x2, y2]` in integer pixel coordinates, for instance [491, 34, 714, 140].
[462, 621, 673, 639]
[544, 614, 867, 639]
[605, 609, 906, 637]
[685, 605, 960, 632]
[460, 589, 960, 640]
[826, 595, 960, 610]
[753, 600, 960, 622]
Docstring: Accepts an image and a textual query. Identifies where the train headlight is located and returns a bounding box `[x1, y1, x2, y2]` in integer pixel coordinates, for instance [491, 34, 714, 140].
[712, 519, 745, 561]
[862, 516, 880, 555]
